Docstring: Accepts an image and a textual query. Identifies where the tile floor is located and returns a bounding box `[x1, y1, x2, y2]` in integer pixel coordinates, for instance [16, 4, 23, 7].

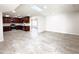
[0, 30, 79, 54]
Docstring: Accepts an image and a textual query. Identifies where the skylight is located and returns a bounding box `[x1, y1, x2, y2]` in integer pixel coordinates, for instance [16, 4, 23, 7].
[31, 5, 42, 11]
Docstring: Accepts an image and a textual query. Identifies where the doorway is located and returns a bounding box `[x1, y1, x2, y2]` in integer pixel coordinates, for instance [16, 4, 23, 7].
[31, 17, 38, 39]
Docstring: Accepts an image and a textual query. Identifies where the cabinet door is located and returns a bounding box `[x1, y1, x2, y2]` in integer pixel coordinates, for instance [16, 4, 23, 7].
[3, 17, 11, 23]
[3, 26, 11, 32]
[14, 18, 23, 23]
[19, 18, 23, 23]
[23, 16, 30, 23]
[16, 26, 23, 30]
[13, 18, 19, 23]
[23, 26, 30, 31]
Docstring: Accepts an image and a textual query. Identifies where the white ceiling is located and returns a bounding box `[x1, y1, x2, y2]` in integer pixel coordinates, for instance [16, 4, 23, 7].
[3, 4, 79, 17]
[0, 4, 19, 12]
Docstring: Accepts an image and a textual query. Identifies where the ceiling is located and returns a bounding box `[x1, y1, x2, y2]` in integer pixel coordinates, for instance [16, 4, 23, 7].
[2, 4, 79, 17]
[0, 4, 19, 12]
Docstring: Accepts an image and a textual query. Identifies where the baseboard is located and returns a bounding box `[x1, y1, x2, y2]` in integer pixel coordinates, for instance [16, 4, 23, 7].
[44, 30, 79, 36]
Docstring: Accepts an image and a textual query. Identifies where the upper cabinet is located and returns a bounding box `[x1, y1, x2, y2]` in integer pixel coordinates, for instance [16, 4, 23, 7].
[23, 16, 30, 23]
[3, 16, 30, 23]
[3, 16, 30, 32]
[19, 18, 23, 23]
[13, 18, 20, 23]
[3, 17, 11, 23]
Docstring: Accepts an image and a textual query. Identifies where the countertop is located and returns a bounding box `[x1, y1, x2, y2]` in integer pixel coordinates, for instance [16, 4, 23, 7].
[3, 23, 30, 26]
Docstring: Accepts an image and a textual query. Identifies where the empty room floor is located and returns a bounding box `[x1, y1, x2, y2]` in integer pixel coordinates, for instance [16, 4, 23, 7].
[0, 30, 79, 54]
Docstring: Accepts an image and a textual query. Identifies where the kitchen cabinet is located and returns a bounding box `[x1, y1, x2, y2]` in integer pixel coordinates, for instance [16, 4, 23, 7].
[3, 16, 30, 23]
[12, 18, 19, 23]
[3, 16, 30, 32]
[23, 16, 30, 23]
[3, 17, 11, 23]
[23, 26, 30, 31]
[13, 18, 23, 23]
[19, 18, 23, 23]
[3, 26, 11, 32]
[16, 26, 23, 30]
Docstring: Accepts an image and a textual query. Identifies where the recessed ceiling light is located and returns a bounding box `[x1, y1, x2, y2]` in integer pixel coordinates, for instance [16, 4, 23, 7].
[18, 16, 22, 18]
[12, 10, 16, 13]
[43, 6, 47, 9]
[14, 16, 17, 17]
[6, 10, 9, 11]
[27, 14, 30, 16]
[5, 15, 10, 17]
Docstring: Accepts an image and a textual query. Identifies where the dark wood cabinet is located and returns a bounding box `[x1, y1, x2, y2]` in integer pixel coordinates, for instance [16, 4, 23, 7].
[3, 16, 30, 23]
[23, 16, 30, 23]
[23, 26, 30, 31]
[19, 18, 23, 23]
[3, 26, 11, 32]
[16, 26, 23, 30]
[3, 17, 23, 23]
[13, 18, 19, 23]
[3, 17, 11, 23]
[13, 18, 23, 23]
[3, 16, 30, 32]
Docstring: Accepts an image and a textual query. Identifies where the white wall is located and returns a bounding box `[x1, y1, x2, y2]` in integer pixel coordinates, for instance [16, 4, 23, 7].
[37, 16, 46, 32]
[46, 12, 79, 35]
[0, 12, 4, 41]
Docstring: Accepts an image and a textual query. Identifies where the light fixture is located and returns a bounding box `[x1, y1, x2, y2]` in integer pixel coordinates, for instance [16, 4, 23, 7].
[14, 16, 17, 17]
[43, 6, 47, 9]
[27, 14, 30, 16]
[31, 5, 42, 11]
[12, 10, 16, 13]
[6, 10, 9, 12]
[5, 15, 10, 17]
[18, 16, 22, 18]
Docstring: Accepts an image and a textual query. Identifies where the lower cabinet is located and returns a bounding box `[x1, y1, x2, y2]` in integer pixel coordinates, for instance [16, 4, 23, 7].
[16, 26, 23, 30]
[16, 26, 30, 31]
[3, 26, 11, 32]
[23, 26, 30, 31]
[3, 26, 30, 32]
